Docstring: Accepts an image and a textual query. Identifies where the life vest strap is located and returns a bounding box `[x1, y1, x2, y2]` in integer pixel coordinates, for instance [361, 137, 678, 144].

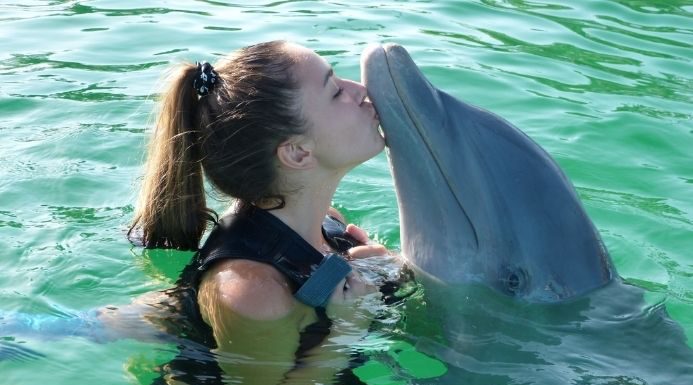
[294, 253, 352, 308]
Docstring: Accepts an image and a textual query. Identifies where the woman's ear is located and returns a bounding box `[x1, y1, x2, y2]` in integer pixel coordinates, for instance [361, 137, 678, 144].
[277, 137, 316, 170]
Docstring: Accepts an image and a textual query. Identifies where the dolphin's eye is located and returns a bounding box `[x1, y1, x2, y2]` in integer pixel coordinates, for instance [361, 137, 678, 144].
[500, 267, 527, 296]
[507, 273, 520, 291]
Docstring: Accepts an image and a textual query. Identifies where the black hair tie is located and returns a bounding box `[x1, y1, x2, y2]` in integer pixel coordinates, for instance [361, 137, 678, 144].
[192, 61, 218, 96]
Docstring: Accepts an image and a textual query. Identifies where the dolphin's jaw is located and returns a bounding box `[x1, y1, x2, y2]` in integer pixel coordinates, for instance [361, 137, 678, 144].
[367, 44, 480, 254]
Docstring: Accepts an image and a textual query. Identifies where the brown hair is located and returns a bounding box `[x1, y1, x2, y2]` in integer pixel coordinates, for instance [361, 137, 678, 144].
[129, 41, 306, 250]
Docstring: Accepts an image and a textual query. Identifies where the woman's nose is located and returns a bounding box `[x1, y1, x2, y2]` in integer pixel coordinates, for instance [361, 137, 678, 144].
[345, 80, 367, 104]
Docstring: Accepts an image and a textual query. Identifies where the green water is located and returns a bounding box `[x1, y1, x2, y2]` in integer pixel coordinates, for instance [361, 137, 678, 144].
[1, 1, 691, 384]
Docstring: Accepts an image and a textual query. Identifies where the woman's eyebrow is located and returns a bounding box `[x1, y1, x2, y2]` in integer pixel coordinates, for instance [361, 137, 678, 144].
[323, 68, 334, 88]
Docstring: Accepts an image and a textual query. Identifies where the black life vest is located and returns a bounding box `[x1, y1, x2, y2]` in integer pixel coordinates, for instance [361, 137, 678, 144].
[152, 208, 410, 385]
[193, 207, 357, 291]
[170, 206, 361, 345]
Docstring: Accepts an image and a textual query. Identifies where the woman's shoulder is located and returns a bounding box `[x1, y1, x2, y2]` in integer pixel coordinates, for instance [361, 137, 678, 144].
[197, 259, 300, 322]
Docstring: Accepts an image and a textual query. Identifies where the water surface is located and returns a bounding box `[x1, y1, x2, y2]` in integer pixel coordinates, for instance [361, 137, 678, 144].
[1, 1, 691, 384]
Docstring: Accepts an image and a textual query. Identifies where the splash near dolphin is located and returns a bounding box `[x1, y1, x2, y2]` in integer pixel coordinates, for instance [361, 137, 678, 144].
[362, 43, 614, 302]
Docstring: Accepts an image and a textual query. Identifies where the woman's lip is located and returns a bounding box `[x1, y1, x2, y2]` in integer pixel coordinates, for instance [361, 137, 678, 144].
[365, 101, 378, 120]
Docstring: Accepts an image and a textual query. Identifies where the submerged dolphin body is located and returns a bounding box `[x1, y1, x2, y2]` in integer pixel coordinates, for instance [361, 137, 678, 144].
[361, 44, 614, 302]
[361, 44, 693, 384]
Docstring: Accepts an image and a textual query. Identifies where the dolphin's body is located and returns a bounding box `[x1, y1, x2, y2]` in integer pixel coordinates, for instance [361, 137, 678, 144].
[362, 44, 613, 302]
[361, 44, 693, 384]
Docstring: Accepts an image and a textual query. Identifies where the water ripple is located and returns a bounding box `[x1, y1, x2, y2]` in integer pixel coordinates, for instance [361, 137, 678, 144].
[0, 53, 167, 73]
[65, 3, 211, 17]
[611, 0, 693, 16]
[1, 1, 692, 383]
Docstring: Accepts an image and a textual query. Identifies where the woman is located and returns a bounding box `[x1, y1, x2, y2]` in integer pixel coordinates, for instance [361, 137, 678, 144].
[129, 40, 390, 384]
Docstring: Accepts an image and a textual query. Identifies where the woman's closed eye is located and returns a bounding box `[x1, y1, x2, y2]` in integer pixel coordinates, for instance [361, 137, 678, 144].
[333, 87, 344, 99]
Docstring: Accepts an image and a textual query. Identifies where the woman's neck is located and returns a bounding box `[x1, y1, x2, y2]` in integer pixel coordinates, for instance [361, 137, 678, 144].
[266, 170, 344, 252]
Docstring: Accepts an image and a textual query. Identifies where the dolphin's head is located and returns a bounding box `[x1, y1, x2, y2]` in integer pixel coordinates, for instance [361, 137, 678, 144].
[362, 44, 614, 302]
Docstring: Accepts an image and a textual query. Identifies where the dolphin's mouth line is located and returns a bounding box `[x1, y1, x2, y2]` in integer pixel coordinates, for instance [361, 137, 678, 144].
[381, 50, 479, 250]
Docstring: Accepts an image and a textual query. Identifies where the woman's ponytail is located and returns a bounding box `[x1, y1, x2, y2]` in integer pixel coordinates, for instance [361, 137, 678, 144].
[130, 41, 307, 250]
[129, 64, 215, 250]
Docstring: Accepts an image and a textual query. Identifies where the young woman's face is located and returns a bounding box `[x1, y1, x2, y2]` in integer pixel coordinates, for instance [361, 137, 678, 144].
[287, 44, 385, 171]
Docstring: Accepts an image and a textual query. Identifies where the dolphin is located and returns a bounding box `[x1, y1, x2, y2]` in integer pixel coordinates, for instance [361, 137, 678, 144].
[360, 44, 693, 384]
[361, 43, 614, 302]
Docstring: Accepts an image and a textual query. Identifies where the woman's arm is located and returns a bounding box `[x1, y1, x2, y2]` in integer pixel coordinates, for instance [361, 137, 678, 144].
[198, 259, 378, 385]
[282, 272, 379, 384]
[198, 209, 388, 384]
[197, 259, 318, 385]
[283, 209, 386, 384]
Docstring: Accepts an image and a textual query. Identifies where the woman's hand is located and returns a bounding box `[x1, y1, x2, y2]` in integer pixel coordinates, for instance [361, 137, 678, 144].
[326, 222, 385, 323]
[324, 210, 384, 325]
[344, 224, 388, 259]
[328, 271, 378, 305]
[283, 271, 380, 384]
[325, 271, 380, 338]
